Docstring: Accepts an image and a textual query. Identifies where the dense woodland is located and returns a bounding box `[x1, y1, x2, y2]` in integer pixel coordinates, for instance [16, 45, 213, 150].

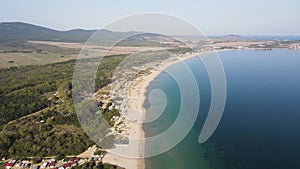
[0, 61, 72, 130]
[0, 54, 127, 130]
[0, 54, 127, 158]
[73, 162, 125, 169]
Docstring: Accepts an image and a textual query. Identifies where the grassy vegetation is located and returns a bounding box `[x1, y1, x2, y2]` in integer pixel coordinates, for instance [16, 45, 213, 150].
[117, 39, 169, 47]
[166, 47, 193, 54]
[0, 51, 75, 68]
[0, 42, 80, 68]
[0, 162, 5, 168]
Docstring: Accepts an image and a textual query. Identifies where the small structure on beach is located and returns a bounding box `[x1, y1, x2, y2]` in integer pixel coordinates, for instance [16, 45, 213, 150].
[115, 137, 129, 145]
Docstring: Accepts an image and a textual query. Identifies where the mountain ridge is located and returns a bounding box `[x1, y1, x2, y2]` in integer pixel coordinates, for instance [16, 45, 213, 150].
[0, 22, 136, 43]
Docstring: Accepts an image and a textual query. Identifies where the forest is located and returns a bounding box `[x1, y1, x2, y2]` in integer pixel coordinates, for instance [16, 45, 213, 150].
[0, 54, 127, 158]
[0, 54, 126, 130]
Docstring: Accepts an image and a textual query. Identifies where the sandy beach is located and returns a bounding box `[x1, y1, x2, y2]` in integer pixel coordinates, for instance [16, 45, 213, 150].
[102, 51, 214, 169]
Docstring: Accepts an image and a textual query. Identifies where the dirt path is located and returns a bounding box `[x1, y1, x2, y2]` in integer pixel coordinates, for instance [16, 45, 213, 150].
[0, 107, 49, 133]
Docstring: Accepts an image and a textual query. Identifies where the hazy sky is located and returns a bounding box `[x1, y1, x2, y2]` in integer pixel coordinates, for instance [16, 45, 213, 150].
[1, 0, 300, 35]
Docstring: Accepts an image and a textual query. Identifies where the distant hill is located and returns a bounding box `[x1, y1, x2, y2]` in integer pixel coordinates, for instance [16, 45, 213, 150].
[219, 34, 243, 39]
[0, 22, 98, 42]
[0, 22, 179, 46]
[0, 22, 142, 43]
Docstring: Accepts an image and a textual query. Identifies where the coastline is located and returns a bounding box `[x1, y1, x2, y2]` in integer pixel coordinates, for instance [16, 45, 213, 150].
[98, 48, 287, 168]
[102, 50, 217, 169]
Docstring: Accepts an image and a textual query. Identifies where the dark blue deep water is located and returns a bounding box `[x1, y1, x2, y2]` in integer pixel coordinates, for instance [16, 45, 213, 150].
[144, 49, 300, 169]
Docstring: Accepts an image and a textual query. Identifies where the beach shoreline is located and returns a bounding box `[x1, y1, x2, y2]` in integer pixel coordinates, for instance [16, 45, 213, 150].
[100, 48, 275, 168]
[102, 50, 217, 169]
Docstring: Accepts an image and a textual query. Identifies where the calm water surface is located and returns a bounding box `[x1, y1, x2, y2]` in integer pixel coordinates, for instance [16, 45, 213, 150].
[144, 49, 300, 169]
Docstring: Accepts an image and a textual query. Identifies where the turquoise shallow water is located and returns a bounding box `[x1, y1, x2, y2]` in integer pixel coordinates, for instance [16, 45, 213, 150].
[143, 49, 300, 169]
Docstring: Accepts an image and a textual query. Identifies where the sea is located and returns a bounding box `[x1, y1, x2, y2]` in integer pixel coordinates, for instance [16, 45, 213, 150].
[143, 49, 300, 169]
